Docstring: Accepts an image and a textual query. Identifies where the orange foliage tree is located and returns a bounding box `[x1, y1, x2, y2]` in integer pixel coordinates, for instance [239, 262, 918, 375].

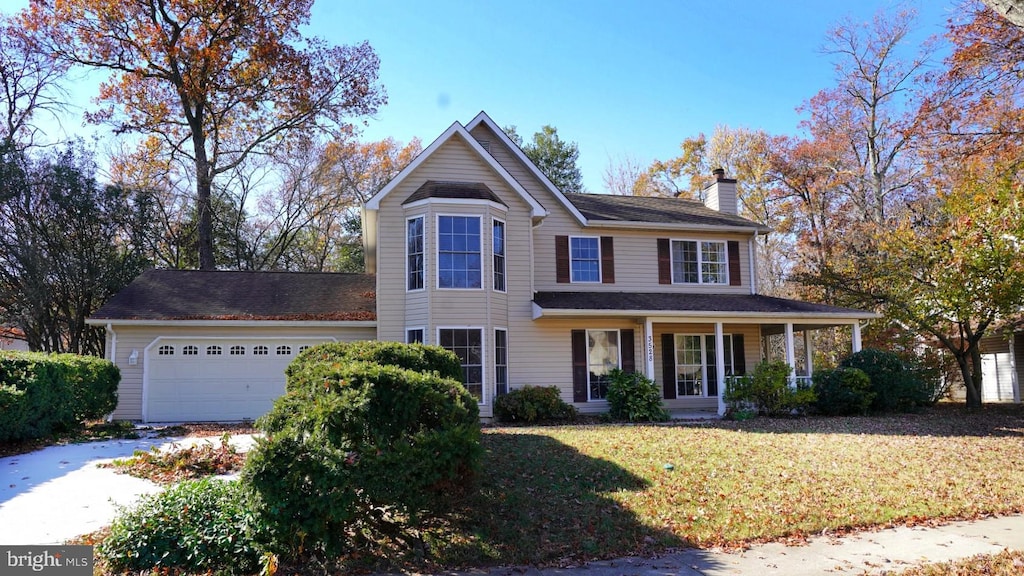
[21, 0, 385, 269]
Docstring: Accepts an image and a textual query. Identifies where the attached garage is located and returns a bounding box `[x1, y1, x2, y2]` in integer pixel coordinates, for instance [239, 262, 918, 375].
[88, 269, 378, 422]
[145, 337, 335, 422]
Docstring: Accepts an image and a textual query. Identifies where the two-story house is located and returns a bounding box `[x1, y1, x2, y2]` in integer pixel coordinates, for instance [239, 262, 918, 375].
[88, 112, 875, 422]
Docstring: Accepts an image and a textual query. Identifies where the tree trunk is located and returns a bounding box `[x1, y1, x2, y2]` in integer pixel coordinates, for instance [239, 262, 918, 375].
[966, 345, 985, 410]
[194, 146, 216, 270]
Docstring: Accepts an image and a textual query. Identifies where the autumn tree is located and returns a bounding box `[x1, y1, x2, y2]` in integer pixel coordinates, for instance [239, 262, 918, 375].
[982, 0, 1024, 28]
[504, 124, 585, 193]
[22, 0, 385, 269]
[0, 14, 69, 150]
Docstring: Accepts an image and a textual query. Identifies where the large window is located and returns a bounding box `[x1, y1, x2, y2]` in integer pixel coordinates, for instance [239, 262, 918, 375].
[570, 237, 601, 282]
[407, 216, 424, 291]
[495, 329, 508, 396]
[439, 328, 483, 402]
[438, 216, 482, 289]
[493, 219, 506, 292]
[674, 334, 735, 397]
[406, 328, 424, 344]
[587, 329, 620, 400]
[671, 240, 727, 284]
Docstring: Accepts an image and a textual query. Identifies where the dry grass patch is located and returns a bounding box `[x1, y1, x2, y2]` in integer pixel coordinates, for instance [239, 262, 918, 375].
[874, 549, 1024, 575]
[422, 405, 1024, 569]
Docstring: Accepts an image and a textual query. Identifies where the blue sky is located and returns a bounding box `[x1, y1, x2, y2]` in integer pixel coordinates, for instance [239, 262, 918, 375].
[1, 0, 959, 192]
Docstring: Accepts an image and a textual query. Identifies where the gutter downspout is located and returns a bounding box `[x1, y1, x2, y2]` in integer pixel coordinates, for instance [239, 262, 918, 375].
[105, 323, 117, 422]
[749, 231, 757, 295]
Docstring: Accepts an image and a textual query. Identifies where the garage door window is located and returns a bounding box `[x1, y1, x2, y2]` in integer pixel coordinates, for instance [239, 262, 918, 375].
[276, 345, 291, 355]
[254, 345, 269, 356]
[183, 345, 198, 356]
[230, 345, 245, 355]
[206, 345, 222, 355]
[158, 345, 174, 355]
[298, 345, 310, 353]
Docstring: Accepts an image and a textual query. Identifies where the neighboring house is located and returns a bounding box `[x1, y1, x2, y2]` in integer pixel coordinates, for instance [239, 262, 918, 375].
[89, 111, 876, 422]
[0, 326, 30, 352]
[977, 330, 1023, 403]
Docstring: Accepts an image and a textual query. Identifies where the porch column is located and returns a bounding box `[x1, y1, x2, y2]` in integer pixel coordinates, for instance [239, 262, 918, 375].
[645, 318, 656, 380]
[785, 323, 796, 387]
[803, 330, 814, 380]
[852, 322, 863, 353]
[715, 322, 726, 416]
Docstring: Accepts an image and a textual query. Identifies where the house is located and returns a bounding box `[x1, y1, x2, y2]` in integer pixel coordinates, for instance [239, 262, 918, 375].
[88, 111, 876, 422]
[977, 330, 1023, 403]
[0, 326, 30, 351]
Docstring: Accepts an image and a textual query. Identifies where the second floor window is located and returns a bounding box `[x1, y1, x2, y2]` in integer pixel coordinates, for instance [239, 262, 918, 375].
[570, 237, 600, 282]
[407, 216, 424, 291]
[672, 240, 727, 284]
[493, 219, 506, 292]
[438, 215, 482, 289]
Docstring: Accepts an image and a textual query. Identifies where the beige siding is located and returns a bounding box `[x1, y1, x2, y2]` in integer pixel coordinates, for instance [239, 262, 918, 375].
[107, 324, 374, 420]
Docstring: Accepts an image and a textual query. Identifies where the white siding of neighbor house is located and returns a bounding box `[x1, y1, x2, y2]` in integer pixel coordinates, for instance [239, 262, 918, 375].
[980, 333, 1020, 403]
[107, 324, 374, 420]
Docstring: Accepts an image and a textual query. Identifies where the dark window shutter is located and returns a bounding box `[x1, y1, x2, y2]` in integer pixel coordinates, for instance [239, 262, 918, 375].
[733, 334, 746, 375]
[556, 236, 570, 283]
[728, 240, 742, 286]
[620, 329, 634, 372]
[601, 236, 615, 284]
[658, 238, 671, 284]
[661, 333, 676, 399]
[571, 330, 588, 402]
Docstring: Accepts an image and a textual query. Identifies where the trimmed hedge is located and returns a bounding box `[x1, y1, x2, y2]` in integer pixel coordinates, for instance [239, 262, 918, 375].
[606, 369, 669, 422]
[812, 366, 874, 415]
[494, 385, 578, 423]
[246, 341, 482, 558]
[840, 348, 930, 412]
[0, 351, 119, 442]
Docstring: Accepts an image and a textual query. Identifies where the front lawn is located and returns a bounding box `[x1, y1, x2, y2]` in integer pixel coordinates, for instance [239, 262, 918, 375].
[414, 405, 1024, 569]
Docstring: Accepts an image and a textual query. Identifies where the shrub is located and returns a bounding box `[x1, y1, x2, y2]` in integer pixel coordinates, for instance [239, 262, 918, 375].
[840, 348, 930, 412]
[606, 369, 669, 422]
[494, 385, 578, 423]
[98, 479, 267, 575]
[245, 342, 482, 559]
[812, 367, 874, 415]
[724, 360, 816, 417]
[0, 351, 119, 442]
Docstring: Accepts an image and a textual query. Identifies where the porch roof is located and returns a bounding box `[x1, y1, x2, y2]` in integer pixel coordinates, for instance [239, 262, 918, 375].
[531, 291, 877, 321]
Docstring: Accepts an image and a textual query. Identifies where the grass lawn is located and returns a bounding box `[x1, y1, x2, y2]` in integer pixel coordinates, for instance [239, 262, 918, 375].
[412, 404, 1024, 570]
[874, 549, 1024, 575]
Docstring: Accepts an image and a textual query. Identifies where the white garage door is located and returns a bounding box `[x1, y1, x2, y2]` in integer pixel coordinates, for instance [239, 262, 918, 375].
[146, 338, 332, 422]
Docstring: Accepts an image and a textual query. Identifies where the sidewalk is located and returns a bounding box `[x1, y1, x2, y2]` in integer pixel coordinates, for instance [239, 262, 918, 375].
[425, 515, 1024, 576]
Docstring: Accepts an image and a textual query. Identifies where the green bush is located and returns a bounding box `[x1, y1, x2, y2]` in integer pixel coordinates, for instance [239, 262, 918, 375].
[724, 360, 816, 417]
[840, 348, 930, 412]
[98, 479, 267, 575]
[606, 369, 669, 422]
[0, 351, 119, 442]
[812, 367, 874, 415]
[245, 342, 482, 559]
[493, 385, 578, 423]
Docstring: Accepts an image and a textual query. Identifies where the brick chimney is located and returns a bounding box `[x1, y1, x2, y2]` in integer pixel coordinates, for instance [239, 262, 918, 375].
[704, 168, 737, 214]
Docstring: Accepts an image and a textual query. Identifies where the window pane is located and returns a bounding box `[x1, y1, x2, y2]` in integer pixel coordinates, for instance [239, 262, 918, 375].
[495, 329, 508, 396]
[407, 217, 424, 290]
[672, 240, 699, 283]
[701, 242, 727, 284]
[493, 220, 506, 291]
[439, 328, 484, 403]
[570, 237, 600, 282]
[438, 216, 482, 289]
[587, 330, 619, 400]
[675, 335, 704, 396]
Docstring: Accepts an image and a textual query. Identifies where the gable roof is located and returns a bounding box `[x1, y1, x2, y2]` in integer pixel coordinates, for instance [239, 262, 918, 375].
[404, 180, 506, 205]
[532, 291, 877, 320]
[464, 111, 589, 225]
[365, 120, 546, 217]
[566, 193, 770, 232]
[90, 269, 376, 322]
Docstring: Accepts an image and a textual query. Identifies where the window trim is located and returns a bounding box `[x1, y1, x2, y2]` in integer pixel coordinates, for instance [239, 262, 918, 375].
[670, 239, 729, 285]
[406, 215, 425, 292]
[586, 328, 621, 401]
[672, 333, 736, 397]
[569, 235, 602, 283]
[436, 214, 484, 290]
[492, 218, 506, 293]
[406, 327, 426, 344]
[437, 326, 486, 405]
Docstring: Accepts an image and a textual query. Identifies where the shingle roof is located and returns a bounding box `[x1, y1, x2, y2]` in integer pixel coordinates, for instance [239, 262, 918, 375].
[533, 291, 873, 317]
[565, 193, 770, 231]
[92, 269, 376, 321]
[403, 180, 506, 205]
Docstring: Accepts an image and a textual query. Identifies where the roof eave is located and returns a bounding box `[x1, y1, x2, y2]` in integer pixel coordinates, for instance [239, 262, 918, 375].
[531, 303, 878, 321]
[86, 319, 378, 328]
[583, 220, 771, 234]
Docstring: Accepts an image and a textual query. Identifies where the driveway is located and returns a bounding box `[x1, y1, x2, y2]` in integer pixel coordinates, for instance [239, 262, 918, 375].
[0, 433, 253, 545]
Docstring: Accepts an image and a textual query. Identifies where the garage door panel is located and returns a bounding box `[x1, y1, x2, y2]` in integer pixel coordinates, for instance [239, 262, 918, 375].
[146, 338, 329, 422]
